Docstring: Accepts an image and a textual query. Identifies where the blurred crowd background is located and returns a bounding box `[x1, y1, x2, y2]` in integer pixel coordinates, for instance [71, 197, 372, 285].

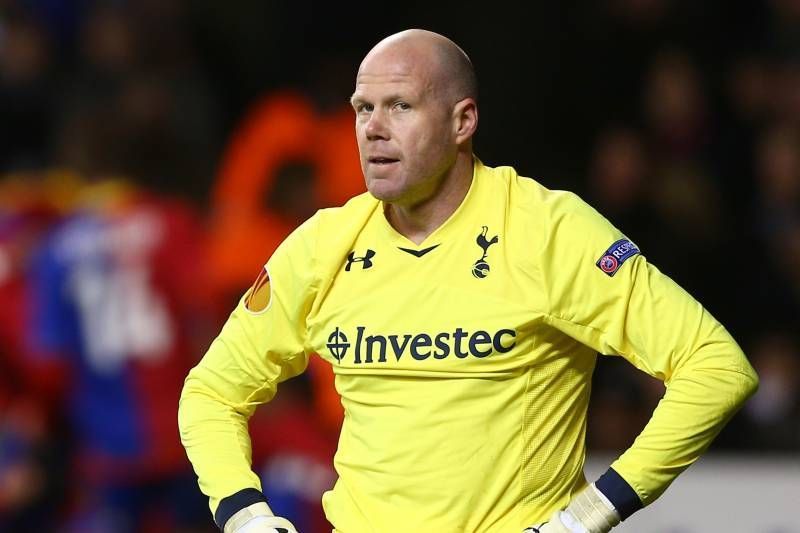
[1, 0, 798, 531]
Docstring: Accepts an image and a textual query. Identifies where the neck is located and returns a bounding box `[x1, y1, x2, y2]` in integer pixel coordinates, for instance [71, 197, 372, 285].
[385, 153, 474, 245]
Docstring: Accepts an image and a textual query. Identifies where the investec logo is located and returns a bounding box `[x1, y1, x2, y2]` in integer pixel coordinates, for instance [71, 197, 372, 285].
[326, 326, 516, 364]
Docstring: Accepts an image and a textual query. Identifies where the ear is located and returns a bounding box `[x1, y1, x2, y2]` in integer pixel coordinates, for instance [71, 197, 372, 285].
[452, 98, 478, 144]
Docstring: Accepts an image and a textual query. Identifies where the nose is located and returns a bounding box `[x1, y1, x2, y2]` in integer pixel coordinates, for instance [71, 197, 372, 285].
[364, 108, 389, 141]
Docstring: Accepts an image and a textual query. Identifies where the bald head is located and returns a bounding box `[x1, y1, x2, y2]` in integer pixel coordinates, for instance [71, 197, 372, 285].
[359, 29, 477, 104]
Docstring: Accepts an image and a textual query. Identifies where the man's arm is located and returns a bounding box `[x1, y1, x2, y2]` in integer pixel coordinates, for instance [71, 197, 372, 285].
[536, 191, 758, 526]
[178, 215, 319, 530]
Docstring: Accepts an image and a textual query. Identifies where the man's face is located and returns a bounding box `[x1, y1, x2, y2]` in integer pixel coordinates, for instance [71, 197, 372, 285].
[351, 49, 457, 205]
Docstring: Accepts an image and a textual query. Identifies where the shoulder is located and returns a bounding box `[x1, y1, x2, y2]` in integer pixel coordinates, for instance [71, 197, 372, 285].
[479, 161, 621, 256]
[479, 160, 599, 225]
[314, 191, 380, 228]
[274, 191, 380, 260]
[300, 191, 379, 243]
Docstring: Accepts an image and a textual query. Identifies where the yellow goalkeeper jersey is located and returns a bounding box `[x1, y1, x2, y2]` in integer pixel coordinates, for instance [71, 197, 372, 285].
[179, 159, 757, 532]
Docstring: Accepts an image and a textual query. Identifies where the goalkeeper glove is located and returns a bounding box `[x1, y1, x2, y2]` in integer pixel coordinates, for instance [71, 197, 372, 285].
[523, 483, 620, 533]
[223, 502, 298, 533]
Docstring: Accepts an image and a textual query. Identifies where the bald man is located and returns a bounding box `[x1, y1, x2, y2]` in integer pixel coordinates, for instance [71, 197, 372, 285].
[179, 29, 758, 533]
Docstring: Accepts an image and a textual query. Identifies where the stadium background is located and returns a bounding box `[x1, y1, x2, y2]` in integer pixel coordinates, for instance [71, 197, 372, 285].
[0, 1, 798, 531]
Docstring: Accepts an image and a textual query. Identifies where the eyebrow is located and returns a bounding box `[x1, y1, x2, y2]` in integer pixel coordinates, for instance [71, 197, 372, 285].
[349, 93, 411, 107]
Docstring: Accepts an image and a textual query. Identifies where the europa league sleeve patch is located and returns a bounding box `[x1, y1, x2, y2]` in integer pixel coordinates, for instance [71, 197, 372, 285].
[596, 239, 640, 277]
[244, 267, 272, 313]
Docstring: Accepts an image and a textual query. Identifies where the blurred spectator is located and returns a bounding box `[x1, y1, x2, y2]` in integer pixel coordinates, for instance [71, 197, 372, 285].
[79, 4, 138, 77]
[750, 123, 800, 323]
[587, 126, 658, 246]
[756, 124, 800, 226]
[643, 48, 710, 162]
[207, 88, 360, 307]
[728, 55, 773, 126]
[206, 91, 323, 307]
[27, 177, 215, 532]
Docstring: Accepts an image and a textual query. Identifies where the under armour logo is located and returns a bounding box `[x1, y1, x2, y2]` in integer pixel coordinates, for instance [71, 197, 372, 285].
[472, 226, 499, 278]
[326, 327, 349, 362]
[345, 249, 375, 271]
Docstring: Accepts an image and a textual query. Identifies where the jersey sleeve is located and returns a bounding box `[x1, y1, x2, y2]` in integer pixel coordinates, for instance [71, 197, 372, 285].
[536, 192, 758, 515]
[178, 212, 320, 520]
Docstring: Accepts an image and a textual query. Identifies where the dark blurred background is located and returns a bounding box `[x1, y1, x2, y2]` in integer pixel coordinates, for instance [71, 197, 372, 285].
[1, 1, 798, 531]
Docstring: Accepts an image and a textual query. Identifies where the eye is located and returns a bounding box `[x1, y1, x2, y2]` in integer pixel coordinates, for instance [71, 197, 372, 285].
[356, 102, 373, 113]
[392, 101, 411, 111]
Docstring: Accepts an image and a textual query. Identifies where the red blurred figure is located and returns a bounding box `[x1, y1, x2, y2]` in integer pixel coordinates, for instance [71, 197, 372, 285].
[27, 177, 215, 532]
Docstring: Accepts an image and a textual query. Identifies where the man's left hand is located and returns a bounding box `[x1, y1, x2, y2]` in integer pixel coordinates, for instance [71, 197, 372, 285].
[523, 483, 620, 533]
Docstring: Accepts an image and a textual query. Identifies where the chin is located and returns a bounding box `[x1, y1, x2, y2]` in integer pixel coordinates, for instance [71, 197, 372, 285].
[367, 186, 402, 203]
[366, 178, 404, 203]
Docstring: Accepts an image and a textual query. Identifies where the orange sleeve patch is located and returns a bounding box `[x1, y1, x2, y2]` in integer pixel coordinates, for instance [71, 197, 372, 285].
[244, 267, 271, 312]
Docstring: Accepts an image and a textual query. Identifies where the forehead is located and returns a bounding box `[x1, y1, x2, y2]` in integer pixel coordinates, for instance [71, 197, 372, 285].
[353, 48, 435, 99]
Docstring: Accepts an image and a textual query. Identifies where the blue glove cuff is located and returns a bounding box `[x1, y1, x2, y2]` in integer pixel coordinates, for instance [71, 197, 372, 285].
[595, 467, 642, 521]
[215, 488, 268, 530]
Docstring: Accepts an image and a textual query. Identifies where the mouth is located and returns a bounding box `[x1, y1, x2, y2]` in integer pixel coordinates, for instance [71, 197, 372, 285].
[367, 156, 400, 166]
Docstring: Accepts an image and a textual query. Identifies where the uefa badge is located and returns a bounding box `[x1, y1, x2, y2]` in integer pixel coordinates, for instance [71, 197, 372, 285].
[598, 255, 618, 274]
[595, 238, 639, 277]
